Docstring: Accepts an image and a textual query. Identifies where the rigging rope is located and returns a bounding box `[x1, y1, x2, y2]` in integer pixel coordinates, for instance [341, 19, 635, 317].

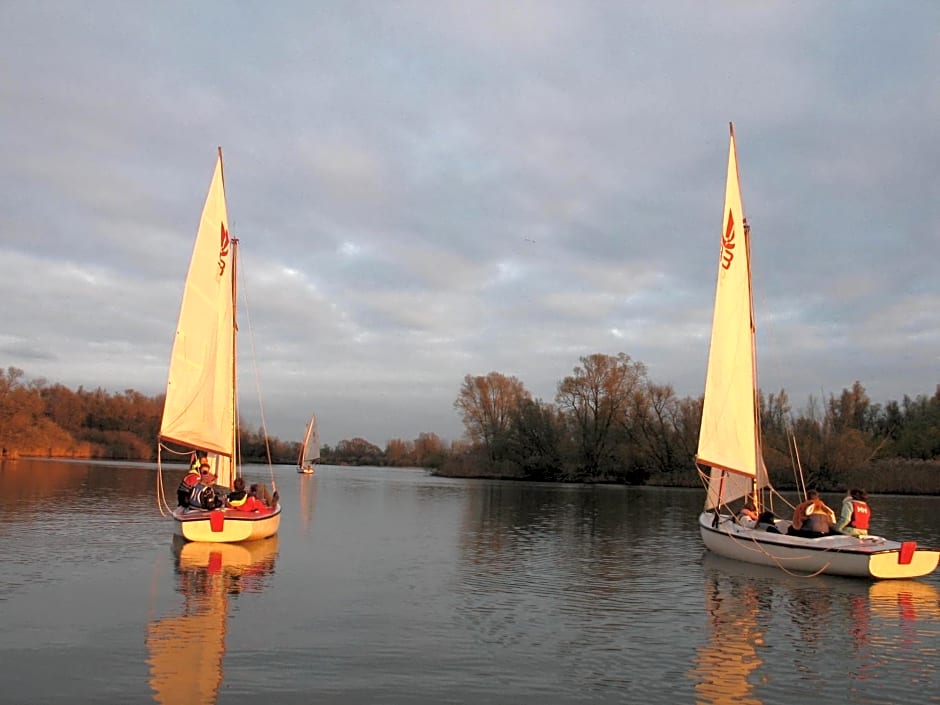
[237, 247, 278, 495]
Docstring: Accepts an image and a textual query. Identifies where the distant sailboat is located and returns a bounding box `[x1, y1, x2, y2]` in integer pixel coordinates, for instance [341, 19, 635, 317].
[695, 124, 939, 579]
[157, 148, 281, 542]
[297, 414, 319, 474]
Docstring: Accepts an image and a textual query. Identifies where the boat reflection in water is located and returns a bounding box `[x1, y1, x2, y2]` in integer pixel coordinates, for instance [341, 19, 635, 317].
[298, 470, 319, 535]
[146, 537, 279, 704]
[693, 556, 766, 705]
[693, 553, 940, 704]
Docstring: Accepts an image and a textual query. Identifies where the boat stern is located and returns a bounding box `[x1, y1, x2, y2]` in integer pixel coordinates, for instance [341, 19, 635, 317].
[868, 544, 940, 579]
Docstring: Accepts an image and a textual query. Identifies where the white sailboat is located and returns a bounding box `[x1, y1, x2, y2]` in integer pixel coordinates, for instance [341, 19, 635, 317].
[695, 124, 939, 579]
[157, 148, 281, 543]
[297, 414, 319, 474]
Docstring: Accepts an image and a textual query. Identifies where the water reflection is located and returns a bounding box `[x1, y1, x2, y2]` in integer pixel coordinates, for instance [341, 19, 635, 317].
[694, 559, 766, 705]
[146, 537, 279, 704]
[298, 474, 318, 535]
[0, 458, 159, 514]
[694, 553, 940, 704]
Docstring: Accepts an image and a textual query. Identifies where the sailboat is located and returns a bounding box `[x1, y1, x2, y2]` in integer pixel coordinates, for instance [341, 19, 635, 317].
[157, 148, 281, 543]
[695, 124, 939, 579]
[297, 413, 319, 474]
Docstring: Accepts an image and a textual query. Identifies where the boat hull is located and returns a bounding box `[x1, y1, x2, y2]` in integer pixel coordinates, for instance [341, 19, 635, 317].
[172, 506, 281, 543]
[297, 466, 315, 475]
[699, 512, 939, 579]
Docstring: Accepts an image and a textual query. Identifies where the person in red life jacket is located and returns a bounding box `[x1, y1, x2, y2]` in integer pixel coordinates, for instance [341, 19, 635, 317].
[176, 452, 207, 506]
[226, 477, 278, 512]
[249, 482, 279, 508]
[836, 488, 871, 537]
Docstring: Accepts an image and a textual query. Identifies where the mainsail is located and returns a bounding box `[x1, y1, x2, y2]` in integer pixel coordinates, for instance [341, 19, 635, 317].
[696, 125, 768, 509]
[159, 152, 237, 488]
[299, 414, 320, 467]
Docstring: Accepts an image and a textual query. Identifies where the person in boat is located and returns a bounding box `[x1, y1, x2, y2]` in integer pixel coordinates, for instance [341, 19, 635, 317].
[755, 510, 781, 533]
[188, 467, 224, 510]
[226, 477, 278, 512]
[249, 482, 279, 508]
[737, 500, 759, 526]
[836, 488, 871, 537]
[787, 489, 837, 538]
[176, 452, 206, 506]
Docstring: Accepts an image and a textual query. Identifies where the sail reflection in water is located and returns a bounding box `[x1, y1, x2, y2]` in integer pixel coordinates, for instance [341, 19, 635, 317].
[693, 554, 940, 705]
[298, 473, 318, 535]
[146, 537, 279, 704]
[693, 561, 766, 705]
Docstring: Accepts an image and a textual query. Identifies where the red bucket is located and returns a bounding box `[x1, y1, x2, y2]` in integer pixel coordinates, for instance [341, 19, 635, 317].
[898, 541, 916, 565]
[209, 510, 225, 532]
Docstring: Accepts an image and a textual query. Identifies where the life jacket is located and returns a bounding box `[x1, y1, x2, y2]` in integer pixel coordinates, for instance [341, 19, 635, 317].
[189, 483, 219, 510]
[227, 490, 248, 507]
[805, 499, 834, 521]
[849, 500, 870, 530]
[176, 470, 201, 506]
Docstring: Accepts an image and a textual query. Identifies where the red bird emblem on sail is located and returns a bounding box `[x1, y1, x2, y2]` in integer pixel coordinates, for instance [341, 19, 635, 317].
[218, 223, 229, 276]
[720, 209, 735, 270]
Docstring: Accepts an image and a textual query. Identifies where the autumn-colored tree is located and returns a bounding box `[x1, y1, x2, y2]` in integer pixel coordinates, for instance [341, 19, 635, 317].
[0, 368, 77, 456]
[385, 438, 415, 466]
[454, 372, 531, 462]
[414, 432, 445, 468]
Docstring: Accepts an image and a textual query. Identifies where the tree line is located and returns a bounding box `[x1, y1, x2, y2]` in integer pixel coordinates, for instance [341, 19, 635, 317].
[0, 366, 446, 469]
[3, 359, 940, 493]
[443, 353, 940, 494]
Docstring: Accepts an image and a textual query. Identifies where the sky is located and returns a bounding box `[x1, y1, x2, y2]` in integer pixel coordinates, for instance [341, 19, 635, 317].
[2, 2, 939, 448]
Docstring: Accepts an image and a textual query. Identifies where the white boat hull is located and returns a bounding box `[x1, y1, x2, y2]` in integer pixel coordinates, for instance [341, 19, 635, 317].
[172, 506, 281, 543]
[699, 512, 940, 579]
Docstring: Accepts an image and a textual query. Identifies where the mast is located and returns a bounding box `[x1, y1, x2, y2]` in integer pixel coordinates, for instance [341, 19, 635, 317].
[220, 146, 238, 489]
[231, 235, 239, 488]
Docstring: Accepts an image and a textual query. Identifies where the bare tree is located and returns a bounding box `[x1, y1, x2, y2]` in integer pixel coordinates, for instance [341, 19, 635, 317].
[454, 372, 530, 461]
[556, 353, 646, 478]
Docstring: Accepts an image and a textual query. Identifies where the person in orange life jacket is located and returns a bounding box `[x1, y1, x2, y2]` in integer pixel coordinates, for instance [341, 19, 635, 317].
[787, 489, 837, 538]
[176, 452, 206, 506]
[226, 477, 276, 512]
[836, 488, 871, 537]
[188, 467, 223, 510]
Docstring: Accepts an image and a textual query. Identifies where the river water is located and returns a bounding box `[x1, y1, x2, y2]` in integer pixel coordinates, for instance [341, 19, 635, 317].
[1, 459, 938, 704]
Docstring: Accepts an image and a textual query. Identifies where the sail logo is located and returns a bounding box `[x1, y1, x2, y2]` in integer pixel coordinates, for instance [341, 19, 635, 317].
[218, 223, 230, 276]
[721, 209, 735, 270]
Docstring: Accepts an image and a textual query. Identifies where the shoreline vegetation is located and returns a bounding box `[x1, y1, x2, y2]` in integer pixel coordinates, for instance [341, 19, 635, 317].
[2, 358, 939, 495]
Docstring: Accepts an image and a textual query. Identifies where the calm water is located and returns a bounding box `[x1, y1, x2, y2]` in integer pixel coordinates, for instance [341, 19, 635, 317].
[1, 459, 938, 704]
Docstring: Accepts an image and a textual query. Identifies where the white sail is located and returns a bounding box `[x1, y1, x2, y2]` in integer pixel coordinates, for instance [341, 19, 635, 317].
[159, 152, 236, 488]
[298, 414, 320, 468]
[697, 125, 767, 509]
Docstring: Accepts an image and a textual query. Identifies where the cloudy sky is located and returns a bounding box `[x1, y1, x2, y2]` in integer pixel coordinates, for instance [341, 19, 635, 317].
[2, 2, 938, 447]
